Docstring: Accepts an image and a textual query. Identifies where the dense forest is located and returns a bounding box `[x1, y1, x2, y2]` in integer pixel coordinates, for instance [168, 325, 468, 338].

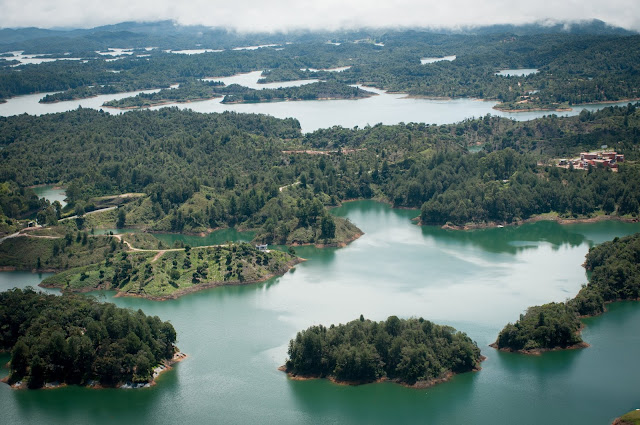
[0, 288, 177, 388]
[284, 316, 482, 386]
[494, 233, 640, 352]
[1, 104, 639, 241]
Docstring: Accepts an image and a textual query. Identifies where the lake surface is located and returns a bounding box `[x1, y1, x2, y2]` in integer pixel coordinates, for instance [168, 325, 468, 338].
[0, 70, 636, 132]
[0, 51, 81, 66]
[496, 68, 539, 76]
[31, 185, 67, 208]
[421, 55, 456, 64]
[0, 88, 160, 117]
[1, 200, 639, 425]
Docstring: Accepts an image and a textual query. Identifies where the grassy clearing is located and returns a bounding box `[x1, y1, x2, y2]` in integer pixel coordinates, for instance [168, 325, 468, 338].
[0, 234, 126, 270]
[41, 243, 298, 298]
[122, 233, 169, 250]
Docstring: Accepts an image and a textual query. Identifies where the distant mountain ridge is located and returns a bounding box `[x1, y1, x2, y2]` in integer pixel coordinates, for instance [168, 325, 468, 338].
[0, 19, 635, 54]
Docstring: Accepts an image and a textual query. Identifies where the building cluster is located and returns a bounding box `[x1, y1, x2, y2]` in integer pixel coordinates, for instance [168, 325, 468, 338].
[557, 151, 624, 171]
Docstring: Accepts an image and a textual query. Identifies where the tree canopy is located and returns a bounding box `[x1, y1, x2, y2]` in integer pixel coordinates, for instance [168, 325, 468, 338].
[0, 288, 177, 388]
[284, 316, 482, 386]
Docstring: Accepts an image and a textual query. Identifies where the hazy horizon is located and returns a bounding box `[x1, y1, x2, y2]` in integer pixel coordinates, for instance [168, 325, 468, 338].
[1, 0, 639, 33]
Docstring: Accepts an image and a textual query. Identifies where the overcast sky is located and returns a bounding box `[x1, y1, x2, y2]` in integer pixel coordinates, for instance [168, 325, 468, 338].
[1, 0, 639, 32]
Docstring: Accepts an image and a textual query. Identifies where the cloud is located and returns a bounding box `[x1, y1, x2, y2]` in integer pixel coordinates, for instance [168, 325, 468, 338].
[1, 0, 639, 31]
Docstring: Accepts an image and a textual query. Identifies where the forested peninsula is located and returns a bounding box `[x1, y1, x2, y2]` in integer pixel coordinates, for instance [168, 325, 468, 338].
[0, 288, 180, 389]
[0, 231, 301, 300]
[492, 233, 640, 353]
[282, 316, 483, 387]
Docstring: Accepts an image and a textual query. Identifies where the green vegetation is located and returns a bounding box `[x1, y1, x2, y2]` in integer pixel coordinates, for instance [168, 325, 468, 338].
[102, 80, 224, 109]
[1, 25, 638, 111]
[41, 242, 299, 299]
[40, 85, 120, 103]
[0, 233, 127, 270]
[2, 104, 640, 237]
[613, 410, 640, 425]
[121, 232, 169, 250]
[102, 80, 373, 109]
[492, 303, 583, 352]
[219, 81, 374, 104]
[284, 316, 482, 386]
[0, 288, 177, 388]
[494, 233, 640, 353]
[0, 231, 299, 299]
[571, 233, 640, 316]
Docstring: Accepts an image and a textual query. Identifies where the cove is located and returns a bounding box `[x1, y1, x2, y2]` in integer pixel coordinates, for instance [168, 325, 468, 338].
[1, 200, 639, 424]
[31, 185, 67, 208]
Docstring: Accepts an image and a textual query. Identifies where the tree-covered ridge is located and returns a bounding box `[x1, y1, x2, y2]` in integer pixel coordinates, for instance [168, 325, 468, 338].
[0, 288, 178, 389]
[1, 105, 640, 237]
[494, 233, 640, 353]
[284, 316, 482, 386]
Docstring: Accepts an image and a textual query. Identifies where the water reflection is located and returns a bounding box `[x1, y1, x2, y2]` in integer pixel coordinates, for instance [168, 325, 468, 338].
[286, 369, 478, 425]
[420, 221, 587, 255]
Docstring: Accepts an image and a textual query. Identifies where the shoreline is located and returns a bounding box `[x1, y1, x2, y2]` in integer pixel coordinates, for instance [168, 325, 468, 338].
[493, 106, 572, 113]
[221, 93, 376, 105]
[41, 257, 305, 301]
[435, 213, 639, 231]
[488, 341, 590, 355]
[493, 98, 640, 113]
[278, 356, 484, 389]
[288, 230, 364, 248]
[489, 298, 640, 355]
[103, 96, 223, 110]
[2, 351, 187, 390]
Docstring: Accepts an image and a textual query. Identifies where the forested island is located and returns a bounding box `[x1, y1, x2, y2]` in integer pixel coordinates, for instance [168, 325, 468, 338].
[282, 316, 483, 387]
[0, 288, 180, 389]
[102, 81, 374, 109]
[218, 81, 374, 104]
[492, 233, 640, 353]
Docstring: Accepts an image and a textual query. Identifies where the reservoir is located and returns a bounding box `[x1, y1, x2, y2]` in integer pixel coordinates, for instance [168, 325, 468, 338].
[1, 200, 639, 425]
[31, 185, 67, 208]
[0, 71, 635, 132]
[496, 68, 539, 77]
